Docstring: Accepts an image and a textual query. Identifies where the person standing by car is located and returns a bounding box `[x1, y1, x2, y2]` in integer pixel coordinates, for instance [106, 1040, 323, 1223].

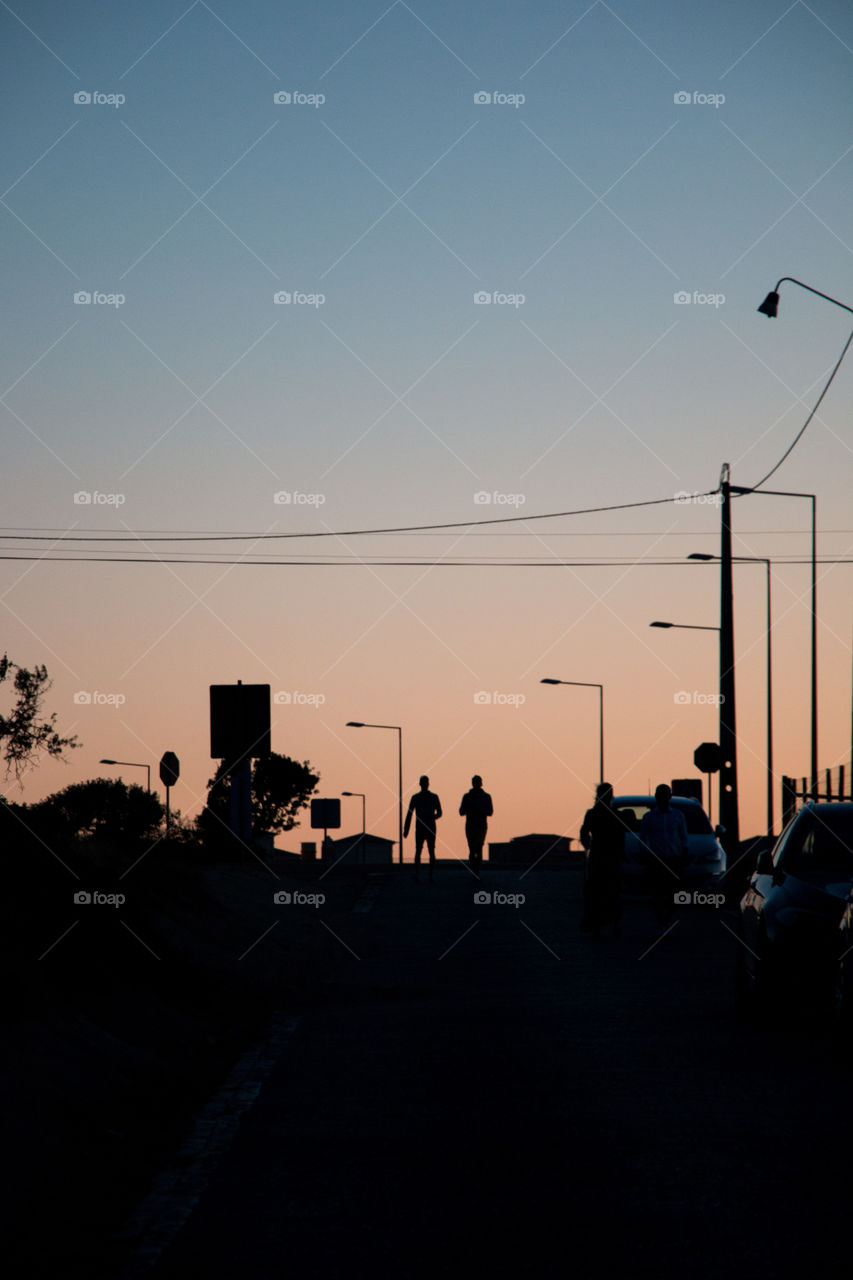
[579, 782, 626, 938]
[404, 775, 442, 883]
[639, 783, 689, 932]
[459, 775, 493, 879]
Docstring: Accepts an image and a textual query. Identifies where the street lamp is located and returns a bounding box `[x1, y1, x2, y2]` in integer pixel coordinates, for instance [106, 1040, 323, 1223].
[689, 553, 774, 837]
[755, 277, 853, 798]
[730, 486, 816, 798]
[342, 791, 366, 865]
[757, 277, 853, 322]
[346, 723, 403, 864]
[649, 622, 721, 824]
[650, 621, 720, 632]
[540, 678, 605, 784]
[100, 758, 151, 792]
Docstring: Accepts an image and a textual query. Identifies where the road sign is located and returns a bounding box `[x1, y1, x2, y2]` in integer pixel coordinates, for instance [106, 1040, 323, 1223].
[311, 798, 341, 830]
[210, 683, 271, 766]
[159, 751, 180, 788]
[694, 742, 722, 774]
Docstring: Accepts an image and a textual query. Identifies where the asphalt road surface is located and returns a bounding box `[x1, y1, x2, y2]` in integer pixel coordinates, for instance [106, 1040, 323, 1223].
[127, 860, 848, 1279]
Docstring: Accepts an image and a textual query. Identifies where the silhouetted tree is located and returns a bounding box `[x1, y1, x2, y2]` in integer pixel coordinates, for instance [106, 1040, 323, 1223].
[33, 777, 163, 845]
[199, 752, 319, 843]
[0, 654, 79, 779]
[162, 807, 197, 844]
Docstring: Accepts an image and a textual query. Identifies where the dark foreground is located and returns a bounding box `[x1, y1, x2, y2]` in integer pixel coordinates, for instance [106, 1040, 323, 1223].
[13, 858, 852, 1277]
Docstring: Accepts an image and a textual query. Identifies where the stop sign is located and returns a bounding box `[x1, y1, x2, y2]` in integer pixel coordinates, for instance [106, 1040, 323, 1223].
[694, 742, 722, 774]
[159, 751, 180, 787]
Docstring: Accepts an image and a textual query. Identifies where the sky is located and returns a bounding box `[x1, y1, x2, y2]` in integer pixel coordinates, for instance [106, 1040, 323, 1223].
[2, 0, 853, 853]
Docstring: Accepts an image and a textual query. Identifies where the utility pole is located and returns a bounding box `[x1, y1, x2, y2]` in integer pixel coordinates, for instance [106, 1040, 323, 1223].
[719, 465, 740, 865]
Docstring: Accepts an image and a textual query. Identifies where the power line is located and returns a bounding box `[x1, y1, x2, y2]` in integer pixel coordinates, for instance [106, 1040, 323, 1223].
[4, 525, 849, 539]
[0, 491, 717, 542]
[2, 322, 849, 553]
[2, 554, 853, 568]
[752, 326, 853, 490]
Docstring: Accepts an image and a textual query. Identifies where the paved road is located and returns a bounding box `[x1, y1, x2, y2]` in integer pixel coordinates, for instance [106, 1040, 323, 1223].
[134, 861, 848, 1279]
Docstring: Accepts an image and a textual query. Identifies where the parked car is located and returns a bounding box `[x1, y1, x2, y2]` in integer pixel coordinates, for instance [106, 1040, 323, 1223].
[604, 794, 726, 887]
[834, 896, 853, 1053]
[736, 801, 853, 1022]
[828, 855, 853, 1053]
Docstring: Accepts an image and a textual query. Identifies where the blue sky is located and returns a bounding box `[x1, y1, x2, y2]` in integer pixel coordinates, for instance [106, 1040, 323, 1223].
[3, 0, 852, 518]
[2, 0, 852, 841]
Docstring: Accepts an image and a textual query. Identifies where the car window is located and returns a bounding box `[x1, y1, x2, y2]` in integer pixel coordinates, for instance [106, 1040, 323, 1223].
[777, 812, 853, 876]
[673, 804, 713, 835]
[612, 805, 646, 831]
[614, 803, 712, 836]
[770, 816, 802, 868]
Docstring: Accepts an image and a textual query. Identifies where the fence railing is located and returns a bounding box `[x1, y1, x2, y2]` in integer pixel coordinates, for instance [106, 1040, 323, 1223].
[781, 766, 853, 828]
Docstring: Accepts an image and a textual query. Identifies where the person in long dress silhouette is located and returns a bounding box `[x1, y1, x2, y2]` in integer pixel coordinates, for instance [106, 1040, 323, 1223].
[579, 782, 626, 938]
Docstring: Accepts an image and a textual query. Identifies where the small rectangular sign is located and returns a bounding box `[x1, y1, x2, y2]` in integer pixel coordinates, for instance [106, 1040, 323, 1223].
[311, 798, 341, 830]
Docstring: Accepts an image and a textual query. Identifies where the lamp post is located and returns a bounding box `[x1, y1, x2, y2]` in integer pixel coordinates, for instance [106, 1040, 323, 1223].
[730, 486, 816, 798]
[346, 723, 403, 864]
[540, 678, 605, 785]
[689, 553, 774, 837]
[716, 465, 740, 863]
[342, 791, 366, 865]
[650, 621, 721, 823]
[756, 276, 853, 798]
[100, 757, 151, 792]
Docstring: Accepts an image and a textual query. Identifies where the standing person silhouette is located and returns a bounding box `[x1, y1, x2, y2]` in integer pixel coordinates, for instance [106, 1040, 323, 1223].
[459, 775, 493, 879]
[404, 775, 442, 883]
[638, 783, 689, 933]
[579, 782, 626, 938]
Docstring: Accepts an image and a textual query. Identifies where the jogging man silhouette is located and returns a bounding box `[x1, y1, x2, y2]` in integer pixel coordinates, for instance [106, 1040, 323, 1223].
[404, 775, 442, 882]
[459, 775, 493, 879]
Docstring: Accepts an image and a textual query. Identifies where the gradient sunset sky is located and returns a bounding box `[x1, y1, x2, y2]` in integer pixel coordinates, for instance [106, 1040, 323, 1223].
[2, 0, 853, 851]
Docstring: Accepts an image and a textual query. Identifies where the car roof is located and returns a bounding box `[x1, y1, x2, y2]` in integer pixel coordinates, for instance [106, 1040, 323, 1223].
[795, 801, 853, 814]
[612, 794, 701, 806]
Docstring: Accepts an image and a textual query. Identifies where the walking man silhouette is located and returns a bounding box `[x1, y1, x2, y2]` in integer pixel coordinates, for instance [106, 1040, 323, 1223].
[459, 775, 493, 879]
[404, 775, 442, 883]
